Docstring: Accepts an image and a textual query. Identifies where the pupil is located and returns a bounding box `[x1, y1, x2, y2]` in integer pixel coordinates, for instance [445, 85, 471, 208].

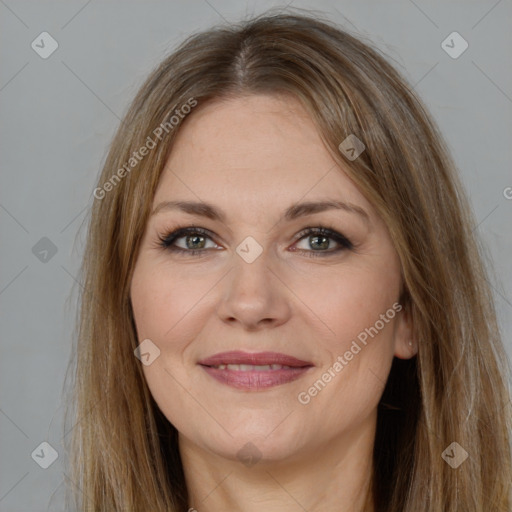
[187, 235, 205, 249]
[311, 235, 329, 250]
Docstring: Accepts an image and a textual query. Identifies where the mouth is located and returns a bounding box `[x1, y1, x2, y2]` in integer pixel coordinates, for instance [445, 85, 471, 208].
[198, 351, 314, 390]
[206, 363, 298, 371]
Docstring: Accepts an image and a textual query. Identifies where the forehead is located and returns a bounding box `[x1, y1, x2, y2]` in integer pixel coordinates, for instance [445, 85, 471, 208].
[154, 94, 375, 220]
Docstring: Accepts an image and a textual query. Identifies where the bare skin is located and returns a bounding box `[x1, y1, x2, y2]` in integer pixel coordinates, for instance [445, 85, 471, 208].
[130, 94, 415, 512]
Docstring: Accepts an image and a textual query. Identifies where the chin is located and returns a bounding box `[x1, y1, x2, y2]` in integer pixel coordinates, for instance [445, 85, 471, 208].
[188, 421, 310, 467]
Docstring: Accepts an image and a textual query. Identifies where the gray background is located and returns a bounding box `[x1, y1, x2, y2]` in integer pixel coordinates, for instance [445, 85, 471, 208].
[1, 1, 511, 510]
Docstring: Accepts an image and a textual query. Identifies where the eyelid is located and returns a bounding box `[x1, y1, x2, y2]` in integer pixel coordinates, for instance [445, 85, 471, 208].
[156, 224, 354, 257]
[157, 226, 220, 250]
[293, 226, 353, 249]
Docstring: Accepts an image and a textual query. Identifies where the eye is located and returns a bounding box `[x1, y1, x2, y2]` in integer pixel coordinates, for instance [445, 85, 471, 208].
[292, 227, 353, 258]
[156, 225, 354, 258]
[157, 226, 220, 256]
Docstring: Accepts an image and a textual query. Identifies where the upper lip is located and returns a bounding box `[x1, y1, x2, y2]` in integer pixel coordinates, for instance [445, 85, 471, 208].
[198, 351, 313, 367]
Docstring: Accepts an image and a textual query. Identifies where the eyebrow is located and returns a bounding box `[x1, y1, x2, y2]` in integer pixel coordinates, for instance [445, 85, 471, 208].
[151, 199, 370, 224]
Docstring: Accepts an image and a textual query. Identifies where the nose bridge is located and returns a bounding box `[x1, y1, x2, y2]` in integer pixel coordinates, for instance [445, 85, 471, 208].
[230, 238, 273, 300]
[217, 237, 290, 328]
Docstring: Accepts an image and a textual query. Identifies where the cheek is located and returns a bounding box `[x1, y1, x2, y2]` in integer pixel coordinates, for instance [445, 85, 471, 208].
[290, 257, 400, 350]
[130, 261, 203, 429]
[298, 267, 400, 421]
[330, 276, 398, 348]
[289, 256, 400, 409]
[130, 259, 211, 342]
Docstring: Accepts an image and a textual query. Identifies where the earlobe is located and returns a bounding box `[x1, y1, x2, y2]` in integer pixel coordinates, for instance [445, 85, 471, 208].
[394, 342, 417, 360]
[393, 301, 416, 360]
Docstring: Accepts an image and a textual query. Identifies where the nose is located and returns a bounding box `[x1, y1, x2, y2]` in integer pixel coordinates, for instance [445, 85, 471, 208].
[216, 246, 292, 331]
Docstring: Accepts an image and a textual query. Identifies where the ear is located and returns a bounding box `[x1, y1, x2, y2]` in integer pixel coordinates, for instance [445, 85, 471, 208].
[393, 299, 417, 360]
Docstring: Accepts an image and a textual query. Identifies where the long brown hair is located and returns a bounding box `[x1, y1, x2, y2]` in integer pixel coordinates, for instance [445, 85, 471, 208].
[65, 9, 512, 511]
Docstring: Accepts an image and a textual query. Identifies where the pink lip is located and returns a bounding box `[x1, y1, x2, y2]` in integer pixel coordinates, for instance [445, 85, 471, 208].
[198, 350, 312, 367]
[198, 351, 314, 391]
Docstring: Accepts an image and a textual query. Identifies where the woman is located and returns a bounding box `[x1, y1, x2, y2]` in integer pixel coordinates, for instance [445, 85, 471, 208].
[66, 10, 512, 511]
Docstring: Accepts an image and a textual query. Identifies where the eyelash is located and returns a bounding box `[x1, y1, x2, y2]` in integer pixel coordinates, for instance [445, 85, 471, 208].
[156, 225, 354, 258]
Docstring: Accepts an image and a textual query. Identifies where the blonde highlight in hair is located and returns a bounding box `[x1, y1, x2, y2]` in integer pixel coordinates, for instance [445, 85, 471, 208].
[66, 9, 512, 511]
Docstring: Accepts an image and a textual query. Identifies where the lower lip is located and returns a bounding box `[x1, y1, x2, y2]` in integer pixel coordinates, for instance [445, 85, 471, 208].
[200, 365, 312, 390]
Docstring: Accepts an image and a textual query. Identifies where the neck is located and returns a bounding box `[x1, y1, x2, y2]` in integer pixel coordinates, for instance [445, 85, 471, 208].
[179, 413, 376, 512]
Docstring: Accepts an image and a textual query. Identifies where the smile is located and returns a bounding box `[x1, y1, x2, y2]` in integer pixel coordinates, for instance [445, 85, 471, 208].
[209, 364, 294, 371]
[198, 351, 314, 390]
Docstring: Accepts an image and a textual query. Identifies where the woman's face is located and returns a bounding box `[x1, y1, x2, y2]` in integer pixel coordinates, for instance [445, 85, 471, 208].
[130, 94, 414, 465]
